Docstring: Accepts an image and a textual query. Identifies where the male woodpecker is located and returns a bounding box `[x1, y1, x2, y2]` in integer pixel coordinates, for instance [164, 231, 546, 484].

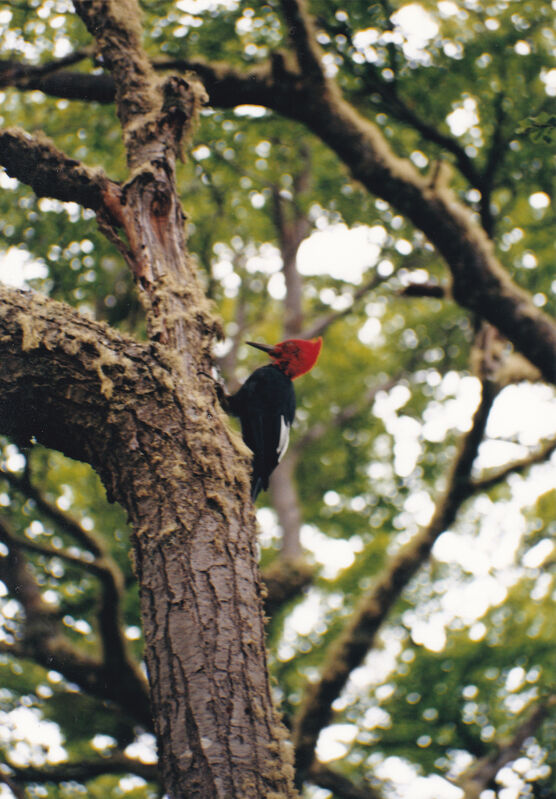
[228, 337, 322, 500]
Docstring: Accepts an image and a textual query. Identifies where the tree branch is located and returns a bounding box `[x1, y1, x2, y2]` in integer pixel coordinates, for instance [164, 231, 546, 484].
[302, 271, 393, 340]
[278, 0, 324, 83]
[292, 372, 405, 455]
[72, 0, 158, 131]
[310, 763, 384, 799]
[6, 752, 159, 786]
[292, 380, 498, 782]
[398, 282, 446, 299]
[0, 285, 147, 467]
[0, 515, 152, 728]
[0, 773, 26, 799]
[0, 55, 271, 108]
[0, 57, 117, 101]
[471, 435, 556, 494]
[5, 521, 137, 673]
[0, 464, 104, 557]
[0, 48, 93, 85]
[271, 185, 311, 337]
[73, 1, 206, 169]
[0, 128, 114, 211]
[294, 102, 556, 385]
[459, 697, 556, 799]
[5, 52, 554, 384]
[261, 557, 314, 617]
[0, 455, 149, 679]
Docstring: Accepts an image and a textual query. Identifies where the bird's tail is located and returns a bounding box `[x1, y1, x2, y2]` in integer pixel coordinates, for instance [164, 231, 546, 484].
[251, 475, 264, 501]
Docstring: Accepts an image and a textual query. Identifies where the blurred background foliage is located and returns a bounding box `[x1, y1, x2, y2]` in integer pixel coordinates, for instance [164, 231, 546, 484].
[0, 0, 555, 797]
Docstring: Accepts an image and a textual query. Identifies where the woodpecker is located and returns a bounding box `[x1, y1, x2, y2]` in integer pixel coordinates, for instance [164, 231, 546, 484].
[228, 337, 322, 500]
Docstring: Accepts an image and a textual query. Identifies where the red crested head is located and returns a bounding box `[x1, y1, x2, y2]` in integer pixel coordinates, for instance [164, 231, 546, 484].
[247, 337, 322, 379]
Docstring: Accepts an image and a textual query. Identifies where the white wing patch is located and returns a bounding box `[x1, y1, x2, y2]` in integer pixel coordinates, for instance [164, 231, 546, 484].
[277, 415, 290, 462]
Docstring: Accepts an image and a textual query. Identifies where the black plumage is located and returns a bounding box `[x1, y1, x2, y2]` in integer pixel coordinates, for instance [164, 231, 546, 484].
[228, 364, 296, 499]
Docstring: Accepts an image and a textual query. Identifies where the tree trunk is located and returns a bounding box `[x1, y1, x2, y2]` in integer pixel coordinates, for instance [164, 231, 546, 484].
[0, 285, 297, 798]
[0, 0, 300, 794]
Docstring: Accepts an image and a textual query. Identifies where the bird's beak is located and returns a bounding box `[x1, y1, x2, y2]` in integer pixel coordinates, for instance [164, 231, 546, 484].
[246, 341, 275, 355]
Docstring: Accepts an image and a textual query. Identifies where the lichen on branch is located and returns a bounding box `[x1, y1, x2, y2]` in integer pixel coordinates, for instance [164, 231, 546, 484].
[0, 127, 111, 209]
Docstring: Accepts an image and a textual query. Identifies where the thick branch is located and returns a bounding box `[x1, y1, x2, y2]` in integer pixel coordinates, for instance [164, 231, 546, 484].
[68, 3, 214, 358]
[0, 284, 148, 466]
[292, 380, 498, 782]
[0, 127, 113, 210]
[73, 0, 206, 171]
[72, 0, 159, 130]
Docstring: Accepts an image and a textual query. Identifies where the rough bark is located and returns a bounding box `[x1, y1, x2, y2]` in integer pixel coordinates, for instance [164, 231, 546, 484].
[0, 283, 296, 797]
[0, 0, 300, 795]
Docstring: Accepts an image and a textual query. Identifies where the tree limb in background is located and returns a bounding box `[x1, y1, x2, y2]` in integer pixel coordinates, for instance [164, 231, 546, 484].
[303, 271, 393, 340]
[458, 696, 556, 799]
[291, 368, 556, 781]
[2, 36, 555, 384]
[271, 187, 310, 336]
[1, 456, 136, 671]
[310, 763, 385, 799]
[1, 462, 106, 556]
[472, 435, 556, 494]
[261, 556, 314, 618]
[292, 379, 499, 782]
[398, 282, 447, 299]
[269, 454, 305, 560]
[0, 54, 266, 107]
[279, 0, 326, 84]
[0, 773, 26, 799]
[264, 146, 313, 558]
[0, 515, 152, 728]
[6, 752, 159, 788]
[3, 513, 143, 682]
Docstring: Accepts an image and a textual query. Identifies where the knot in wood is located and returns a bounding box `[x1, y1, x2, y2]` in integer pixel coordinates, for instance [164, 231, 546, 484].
[161, 76, 196, 120]
[151, 186, 172, 218]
